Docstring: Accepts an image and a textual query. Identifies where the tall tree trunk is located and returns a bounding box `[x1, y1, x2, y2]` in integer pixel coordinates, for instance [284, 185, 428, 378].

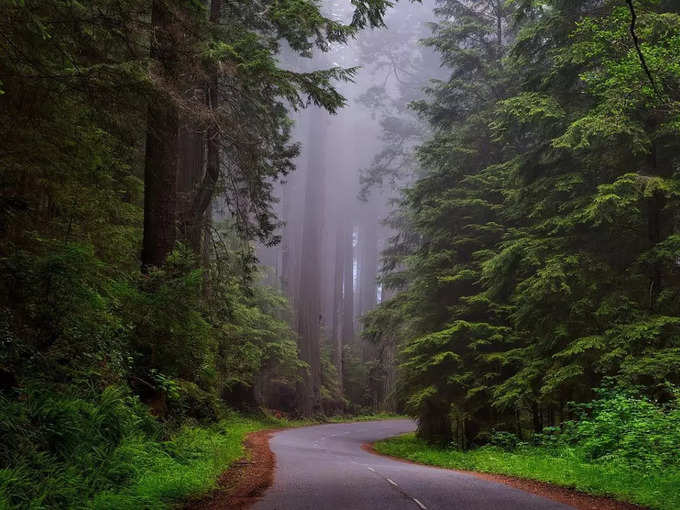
[382, 339, 396, 411]
[185, 0, 221, 259]
[280, 181, 292, 295]
[142, 0, 179, 269]
[358, 218, 378, 316]
[296, 107, 326, 416]
[331, 225, 344, 390]
[177, 117, 205, 253]
[341, 220, 355, 346]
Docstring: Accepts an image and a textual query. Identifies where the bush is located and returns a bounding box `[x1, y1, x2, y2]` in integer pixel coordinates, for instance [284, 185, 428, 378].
[167, 381, 224, 423]
[488, 431, 522, 451]
[564, 388, 680, 471]
[0, 385, 160, 508]
[0, 384, 268, 509]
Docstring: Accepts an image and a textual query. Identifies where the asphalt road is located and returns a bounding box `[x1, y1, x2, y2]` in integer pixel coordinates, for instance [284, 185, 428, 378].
[253, 419, 573, 510]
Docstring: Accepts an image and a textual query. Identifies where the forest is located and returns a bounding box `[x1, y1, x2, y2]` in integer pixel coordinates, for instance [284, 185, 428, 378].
[1, 0, 680, 509]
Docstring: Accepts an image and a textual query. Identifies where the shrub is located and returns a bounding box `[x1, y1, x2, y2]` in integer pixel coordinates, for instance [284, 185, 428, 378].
[565, 389, 680, 471]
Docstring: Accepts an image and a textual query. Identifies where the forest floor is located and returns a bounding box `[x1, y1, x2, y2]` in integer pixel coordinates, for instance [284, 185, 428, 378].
[372, 434, 676, 510]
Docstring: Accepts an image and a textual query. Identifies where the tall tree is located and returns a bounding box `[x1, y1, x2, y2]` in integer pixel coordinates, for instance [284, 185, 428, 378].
[342, 220, 356, 346]
[296, 107, 328, 416]
[332, 225, 346, 387]
[142, 0, 181, 269]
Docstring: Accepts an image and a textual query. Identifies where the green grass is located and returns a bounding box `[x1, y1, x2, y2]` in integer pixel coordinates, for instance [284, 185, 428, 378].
[0, 412, 295, 510]
[88, 416, 271, 509]
[374, 434, 680, 510]
[327, 412, 406, 423]
[0, 395, 403, 510]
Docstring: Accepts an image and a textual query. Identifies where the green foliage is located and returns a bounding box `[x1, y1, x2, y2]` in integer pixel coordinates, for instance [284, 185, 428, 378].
[369, 0, 680, 448]
[563, 388, 680, 471]
[0, 387, 273, 509]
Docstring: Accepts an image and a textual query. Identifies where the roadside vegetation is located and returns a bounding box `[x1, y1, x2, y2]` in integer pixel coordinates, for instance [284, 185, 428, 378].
[0, 388, 302, 510]
[375, 389, 680, 510]
[0, 382, 397, 510]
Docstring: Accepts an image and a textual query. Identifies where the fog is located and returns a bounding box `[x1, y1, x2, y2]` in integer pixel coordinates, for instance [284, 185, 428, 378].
[256, 0, 442, 412]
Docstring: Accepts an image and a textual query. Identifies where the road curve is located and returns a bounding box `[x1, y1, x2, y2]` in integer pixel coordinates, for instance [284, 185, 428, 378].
[253, 419, 573, 510]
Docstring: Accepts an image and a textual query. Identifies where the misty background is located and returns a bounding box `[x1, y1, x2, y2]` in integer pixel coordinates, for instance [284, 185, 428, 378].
[246, 0, 441, 414]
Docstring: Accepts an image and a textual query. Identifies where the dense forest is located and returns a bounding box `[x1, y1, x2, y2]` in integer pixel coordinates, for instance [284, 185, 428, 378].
[366, 0, 680, 447]
[2, 0, 680, 508]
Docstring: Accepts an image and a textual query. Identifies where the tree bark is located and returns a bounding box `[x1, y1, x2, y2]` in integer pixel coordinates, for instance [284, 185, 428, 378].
[295, 107, 326, 416]
[177, 117, 205, 253]
[142, 0, 179, 269]
[341, 220, 355, 346]
[184, 0, 222, 258]
[331, 225, 344, 390]
[359, 217, 378, 317]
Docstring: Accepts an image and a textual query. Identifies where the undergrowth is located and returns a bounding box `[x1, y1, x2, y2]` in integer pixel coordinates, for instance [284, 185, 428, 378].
[0, 385, 283, 510]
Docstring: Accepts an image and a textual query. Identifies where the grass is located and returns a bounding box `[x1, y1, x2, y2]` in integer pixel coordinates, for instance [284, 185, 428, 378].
[373, 434, 680, 510]
[327, 412, 406, 423]
[84, 412, 405, 509]
[88, 416, 271, 509]
[0, 411, 299, 510]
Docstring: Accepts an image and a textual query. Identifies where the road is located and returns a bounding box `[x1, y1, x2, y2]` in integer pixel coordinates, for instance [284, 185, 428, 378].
[253, 419, 573, 510]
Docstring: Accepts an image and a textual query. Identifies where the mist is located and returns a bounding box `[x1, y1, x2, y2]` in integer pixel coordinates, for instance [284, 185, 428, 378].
[255, 0, 440, 414]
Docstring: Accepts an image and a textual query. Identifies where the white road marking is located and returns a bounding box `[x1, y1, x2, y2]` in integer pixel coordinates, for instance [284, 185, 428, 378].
[412, 497, 427, 510]
[386, 478, 398, 487]
[367, 467, 375, 472]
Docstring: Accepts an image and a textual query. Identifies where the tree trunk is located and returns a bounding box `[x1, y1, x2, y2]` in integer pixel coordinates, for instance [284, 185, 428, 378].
[142, 0, 179, 269]
[418, 399, 452, 446]
[359, 217, 378, 317]
[332, 225, 344, 390]
[280, 181, 292, 295]
[177, 117, 205, 253]
[295, 107, 326, 416]
[185, 0, 221, 258]
[341, 220, 355, 345]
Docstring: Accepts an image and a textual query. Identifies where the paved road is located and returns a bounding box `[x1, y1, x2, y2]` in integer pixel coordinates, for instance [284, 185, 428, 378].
[253, 419, 572, 510]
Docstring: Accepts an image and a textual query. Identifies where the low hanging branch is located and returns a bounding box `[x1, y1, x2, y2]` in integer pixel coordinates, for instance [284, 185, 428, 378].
[625, 0, 660, 96]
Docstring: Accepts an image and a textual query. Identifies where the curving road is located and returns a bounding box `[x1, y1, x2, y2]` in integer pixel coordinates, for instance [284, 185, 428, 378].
[253, 419, 573, 510]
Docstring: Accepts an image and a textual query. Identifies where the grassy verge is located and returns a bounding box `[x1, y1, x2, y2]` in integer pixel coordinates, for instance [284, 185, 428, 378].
[88, 415, 275, 509]
[327, 412, 406, 423]
[374, 434, 680, 510]
[0, 409, 302, 510]
[0, 395, 403, 510]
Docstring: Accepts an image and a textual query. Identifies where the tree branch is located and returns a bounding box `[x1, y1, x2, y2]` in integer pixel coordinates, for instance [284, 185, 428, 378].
[625, 0, 660, 96]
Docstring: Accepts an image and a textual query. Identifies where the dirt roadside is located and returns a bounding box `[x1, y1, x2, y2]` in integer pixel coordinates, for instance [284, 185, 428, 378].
[185, 429, 279, 510]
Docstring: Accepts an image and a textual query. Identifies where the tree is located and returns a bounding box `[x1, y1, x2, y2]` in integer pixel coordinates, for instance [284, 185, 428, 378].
[295, 107, 328, 416]
[141, 0, 408, 269]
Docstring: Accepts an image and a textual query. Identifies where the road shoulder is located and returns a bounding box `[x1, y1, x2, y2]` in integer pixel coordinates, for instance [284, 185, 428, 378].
[185, 428, 278, 510]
